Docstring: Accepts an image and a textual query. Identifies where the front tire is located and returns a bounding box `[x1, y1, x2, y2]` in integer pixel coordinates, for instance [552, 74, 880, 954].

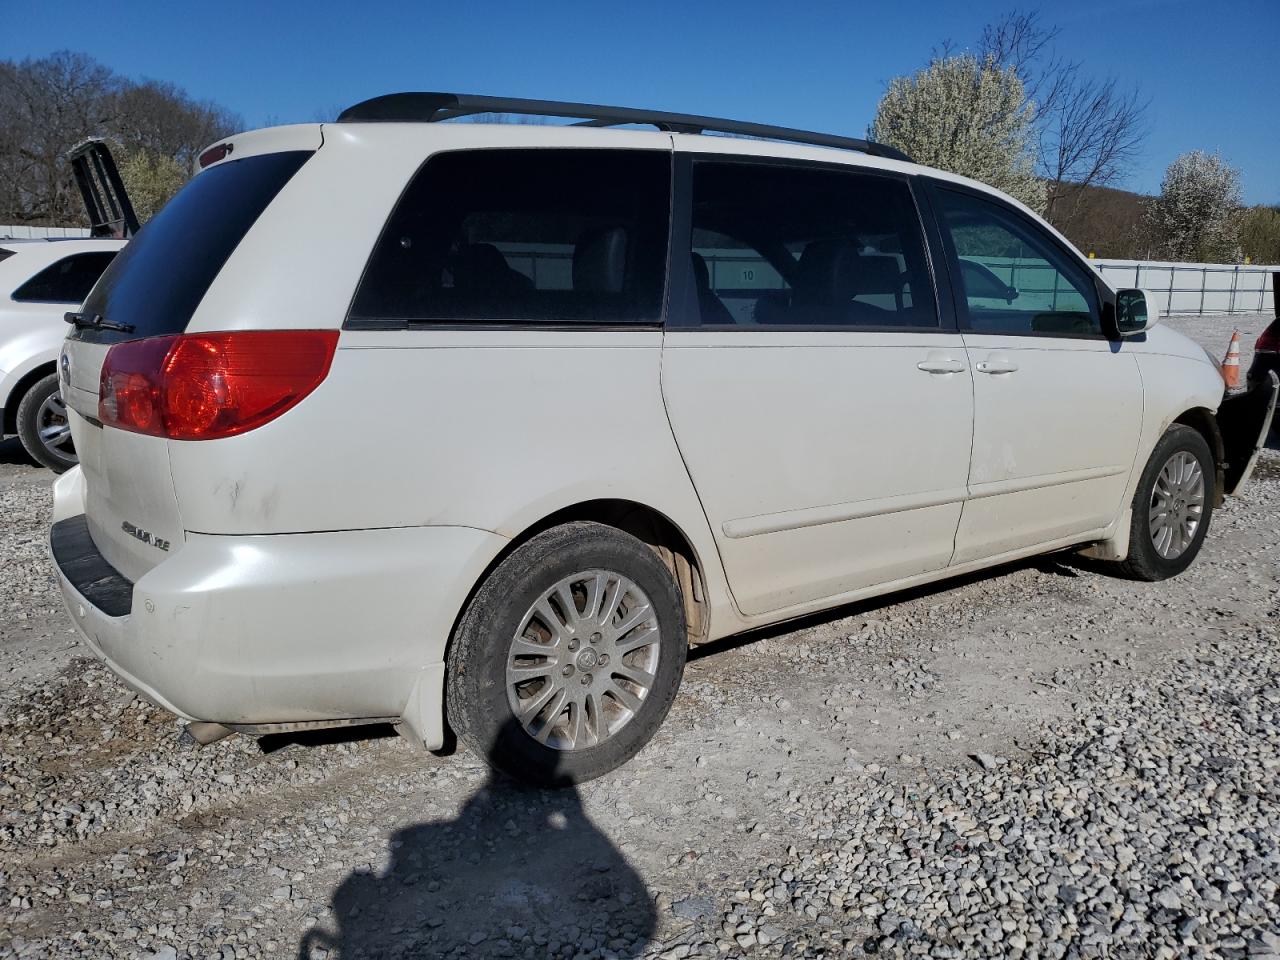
[446, 522, 687, 786]
[1112, 424, 1215, 581]
[15, 373, 77, 473]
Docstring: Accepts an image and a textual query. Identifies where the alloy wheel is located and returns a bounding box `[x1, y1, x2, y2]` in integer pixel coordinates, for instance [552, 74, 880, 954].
[505, 569, 661, 751]
[36, 393, 75, 459]
[1148, 450, 1205, 560]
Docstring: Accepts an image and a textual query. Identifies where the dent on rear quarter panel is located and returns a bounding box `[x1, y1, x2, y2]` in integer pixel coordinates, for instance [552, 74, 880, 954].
[164, 329, 742, 641]
[166, 331, 714, 538]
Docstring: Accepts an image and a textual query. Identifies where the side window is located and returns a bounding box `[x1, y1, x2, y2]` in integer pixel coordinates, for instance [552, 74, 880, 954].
[11, 252, 117, 303]
[689, 162, 938, 328]
[935, 188, 1100, 337]
[349, 149, 670, 325]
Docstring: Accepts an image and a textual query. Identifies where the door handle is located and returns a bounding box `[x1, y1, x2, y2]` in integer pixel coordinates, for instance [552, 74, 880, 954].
[976, 359, 1019, 375]
[917, 358, 966, 375]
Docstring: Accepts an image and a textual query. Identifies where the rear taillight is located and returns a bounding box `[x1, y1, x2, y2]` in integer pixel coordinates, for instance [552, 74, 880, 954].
[1256, 324, 1280, 354]
[99, 330, 339, 440]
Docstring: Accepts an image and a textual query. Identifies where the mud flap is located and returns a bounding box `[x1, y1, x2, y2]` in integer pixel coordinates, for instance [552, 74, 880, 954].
[397, 662, 447, 752]
[1219, 371, 1278, 495]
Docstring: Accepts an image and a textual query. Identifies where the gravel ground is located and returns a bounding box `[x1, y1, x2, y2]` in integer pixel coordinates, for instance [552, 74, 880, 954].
[1, 313, 1276, 960]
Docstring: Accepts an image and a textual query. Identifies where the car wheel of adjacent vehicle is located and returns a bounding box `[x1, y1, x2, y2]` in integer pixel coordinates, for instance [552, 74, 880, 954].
[1112, 424, 1215, 581]
[446, 521, 687, 787]
[16, 373, 77, 473]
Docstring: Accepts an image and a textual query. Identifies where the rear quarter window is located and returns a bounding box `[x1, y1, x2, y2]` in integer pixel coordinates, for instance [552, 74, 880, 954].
[71, 151, 312, 345]
[348, 149, 671, 326]
[11, 251, 117, 303]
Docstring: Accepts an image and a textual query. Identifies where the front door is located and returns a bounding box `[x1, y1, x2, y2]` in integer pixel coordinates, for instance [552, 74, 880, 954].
[661, 153, 974, 618]
[929, 184, 1143, 564]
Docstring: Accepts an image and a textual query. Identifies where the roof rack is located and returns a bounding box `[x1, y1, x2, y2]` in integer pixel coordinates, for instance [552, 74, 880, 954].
[336, 92, 912, 163]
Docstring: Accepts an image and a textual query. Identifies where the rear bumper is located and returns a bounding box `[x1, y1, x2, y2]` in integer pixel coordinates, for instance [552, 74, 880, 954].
[49, 468, 507, 749]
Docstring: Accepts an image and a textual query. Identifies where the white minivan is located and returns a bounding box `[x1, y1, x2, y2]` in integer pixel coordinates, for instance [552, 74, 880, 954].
[51, 93, 1277, 785]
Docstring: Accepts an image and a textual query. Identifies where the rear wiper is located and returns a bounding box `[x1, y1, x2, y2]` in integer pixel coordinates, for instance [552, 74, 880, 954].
[64, 311, 135, 333]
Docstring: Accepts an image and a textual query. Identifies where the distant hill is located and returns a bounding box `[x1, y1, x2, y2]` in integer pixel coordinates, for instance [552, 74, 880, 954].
[1050, 184, 1153, 260]
[1050, 184, 1280, 264]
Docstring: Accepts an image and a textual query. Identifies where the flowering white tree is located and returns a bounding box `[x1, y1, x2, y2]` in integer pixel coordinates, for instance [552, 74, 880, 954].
[870, 55, 1045, 213]
[1147, 151, 1242, 262]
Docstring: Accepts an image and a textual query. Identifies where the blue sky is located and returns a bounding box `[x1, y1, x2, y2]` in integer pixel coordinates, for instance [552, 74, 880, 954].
[4, 0, 1277, 204]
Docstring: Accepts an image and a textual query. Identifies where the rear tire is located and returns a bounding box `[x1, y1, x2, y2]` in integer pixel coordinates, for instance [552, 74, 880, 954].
[15, 373, 77, 473]
[1111, 424, 1214, 581]
[446, 522, 687, 787]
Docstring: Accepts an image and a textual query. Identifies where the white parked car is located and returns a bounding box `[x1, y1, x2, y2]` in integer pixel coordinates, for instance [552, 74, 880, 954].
[50, 94, 1277, 785]
[0, 238, 123, 469]
[2, 140, 135, 471]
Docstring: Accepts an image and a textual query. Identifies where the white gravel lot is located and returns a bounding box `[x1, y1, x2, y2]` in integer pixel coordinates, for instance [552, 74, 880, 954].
[0, 313, 1276, 960]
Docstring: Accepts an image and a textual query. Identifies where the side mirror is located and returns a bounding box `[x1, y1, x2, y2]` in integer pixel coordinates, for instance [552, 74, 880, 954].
[1116, 288, 1160, 336]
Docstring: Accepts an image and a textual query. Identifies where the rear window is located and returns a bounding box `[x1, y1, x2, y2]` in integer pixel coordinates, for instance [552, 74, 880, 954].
[11, 251, 117, 303]
[71, 151, 311, 344]
[348, 149, 670, 326]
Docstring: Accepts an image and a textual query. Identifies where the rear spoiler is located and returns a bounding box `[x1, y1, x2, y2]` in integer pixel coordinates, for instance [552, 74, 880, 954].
[66, 138, 140, 239]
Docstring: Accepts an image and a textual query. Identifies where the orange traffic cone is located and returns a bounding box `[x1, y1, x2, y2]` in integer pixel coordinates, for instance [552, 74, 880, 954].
[1222, 330, 1241, 390]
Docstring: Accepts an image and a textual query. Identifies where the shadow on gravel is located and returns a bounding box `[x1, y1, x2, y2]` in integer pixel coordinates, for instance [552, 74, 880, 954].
[689, 555, 1072, 663]
[0, 435, 39, 468]
[257, 723, 401, 754]
[298, 720, 655, 959]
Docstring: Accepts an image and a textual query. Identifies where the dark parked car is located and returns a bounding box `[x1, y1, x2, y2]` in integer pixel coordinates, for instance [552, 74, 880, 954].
[1248, 315, 1279, 389]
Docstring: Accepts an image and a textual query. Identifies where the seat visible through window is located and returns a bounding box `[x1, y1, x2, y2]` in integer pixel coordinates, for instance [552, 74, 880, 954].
[688, 161, 936, 328]
[690, 252, 734, 325]
[349, 149, 671, 325]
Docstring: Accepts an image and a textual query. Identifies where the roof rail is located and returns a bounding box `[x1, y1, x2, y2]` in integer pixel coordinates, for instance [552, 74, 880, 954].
[336, 92, 912, 163]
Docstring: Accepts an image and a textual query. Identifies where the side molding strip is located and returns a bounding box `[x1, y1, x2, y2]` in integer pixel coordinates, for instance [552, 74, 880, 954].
[722, 464, 1127, 540]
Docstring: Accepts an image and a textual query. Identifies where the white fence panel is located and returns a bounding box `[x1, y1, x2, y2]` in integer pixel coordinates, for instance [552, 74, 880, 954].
[0, 224, 92, 239]
[1092, 258, 1276, 316]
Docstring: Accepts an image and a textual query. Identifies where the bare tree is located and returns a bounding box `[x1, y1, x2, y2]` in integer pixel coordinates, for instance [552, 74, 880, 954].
[0, 51, 240, 226]
[0, 52, 120, 224]
[112, 79, 240, 168]
[978, 11, 1147, 228]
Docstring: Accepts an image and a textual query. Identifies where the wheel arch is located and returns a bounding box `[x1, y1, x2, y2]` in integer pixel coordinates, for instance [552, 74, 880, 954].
[3, 361, 57, 436]
[1172, 406, 1225, 505]
[442, 499, 711, 680]
[455, 499, 711, 650]
[428, 498, 712, 754]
